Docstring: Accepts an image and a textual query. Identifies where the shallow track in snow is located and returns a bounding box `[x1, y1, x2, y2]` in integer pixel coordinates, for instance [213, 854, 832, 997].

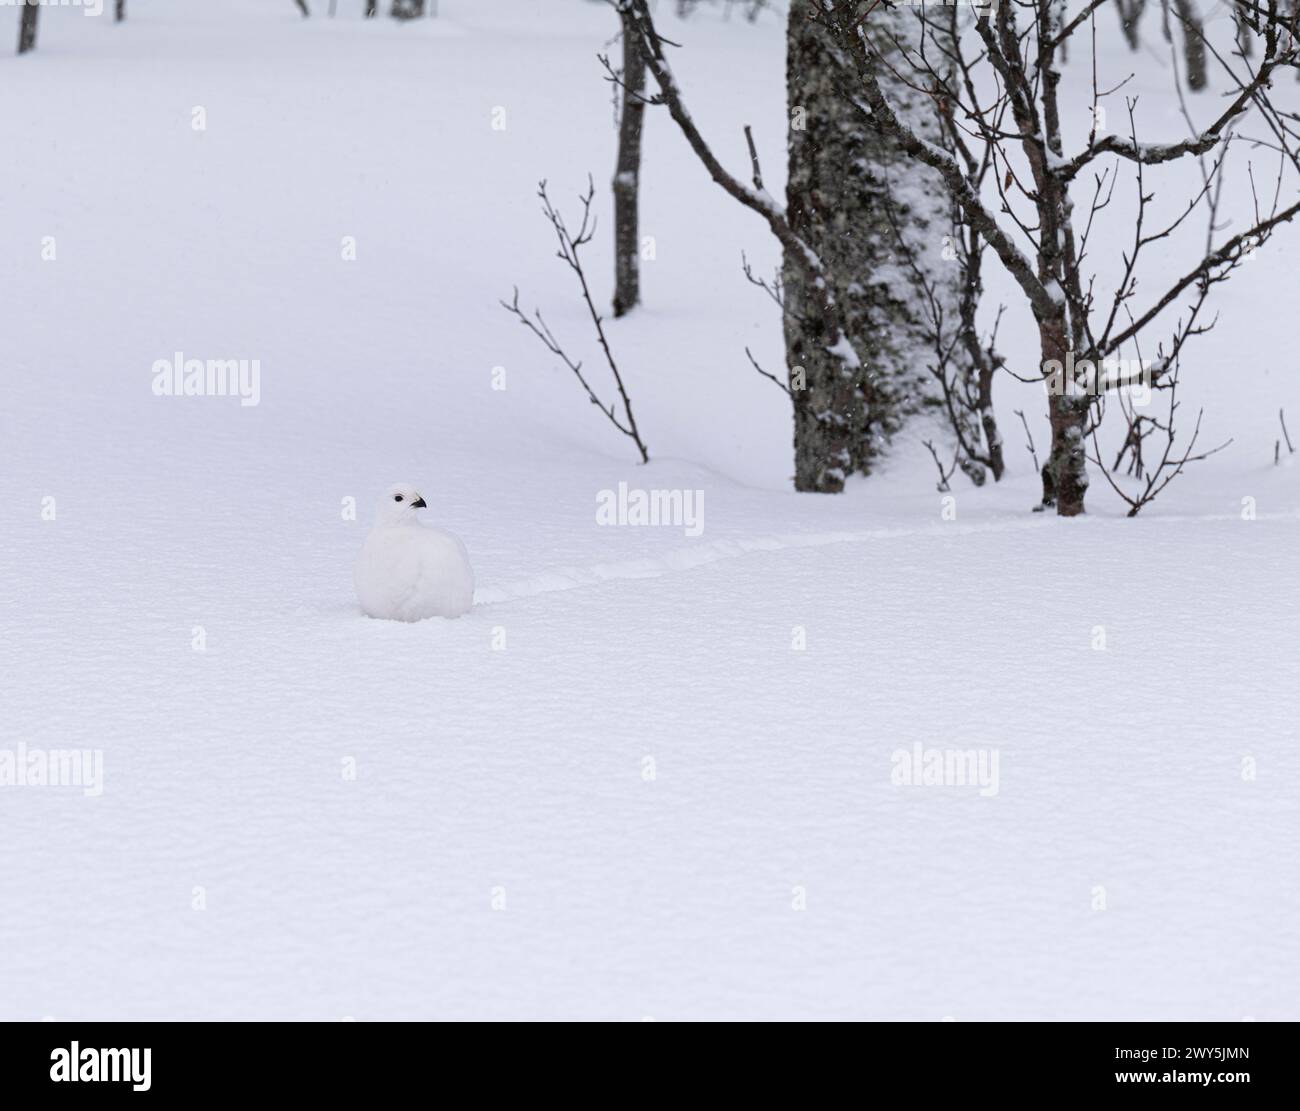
[472, 507, 1298, 606]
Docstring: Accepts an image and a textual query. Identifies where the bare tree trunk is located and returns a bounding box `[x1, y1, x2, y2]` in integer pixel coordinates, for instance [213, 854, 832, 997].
[366, 0, 378, 17]
[17, 0, 38, 55]
[976, 364, 1006, 482]
[613, 6, 646, 318]
[116, 0, 126, 23]
[293, 0, 310, 16]
[1115, 0, 1146, 50]
[1039, 319, 1089, 515]
[391, 0, 425, 18]
[1167, 0, 1207, 90]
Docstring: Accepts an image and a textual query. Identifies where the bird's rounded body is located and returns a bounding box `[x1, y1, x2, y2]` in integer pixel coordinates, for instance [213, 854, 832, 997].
[354, 485, 474, 621]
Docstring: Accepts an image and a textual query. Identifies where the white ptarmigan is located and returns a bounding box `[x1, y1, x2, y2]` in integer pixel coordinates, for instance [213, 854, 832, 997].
[354, 483, 475, 621]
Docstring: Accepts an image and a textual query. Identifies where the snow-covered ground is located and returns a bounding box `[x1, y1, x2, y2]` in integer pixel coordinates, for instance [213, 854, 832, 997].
[1, 0, 1296, 1020]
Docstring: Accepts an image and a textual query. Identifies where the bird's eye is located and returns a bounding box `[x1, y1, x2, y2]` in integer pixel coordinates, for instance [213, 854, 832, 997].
[394, 495, 403, 502]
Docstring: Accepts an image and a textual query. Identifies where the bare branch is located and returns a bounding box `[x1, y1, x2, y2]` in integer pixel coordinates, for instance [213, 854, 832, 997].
[502, 178, 650, 464]
[745, 346, 792, 397]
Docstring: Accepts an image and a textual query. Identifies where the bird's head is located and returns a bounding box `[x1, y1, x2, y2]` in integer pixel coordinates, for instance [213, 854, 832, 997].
[376, 482, 427, 525]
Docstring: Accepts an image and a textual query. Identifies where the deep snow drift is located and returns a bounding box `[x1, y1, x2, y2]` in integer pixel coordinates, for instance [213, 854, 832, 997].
[0, 1, 1296, 1020]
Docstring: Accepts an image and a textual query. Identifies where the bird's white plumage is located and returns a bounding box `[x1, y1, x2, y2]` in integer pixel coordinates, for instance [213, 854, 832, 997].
[354, 483, 474, 621]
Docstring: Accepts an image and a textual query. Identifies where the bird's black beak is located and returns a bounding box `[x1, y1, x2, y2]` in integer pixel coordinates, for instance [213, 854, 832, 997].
[412, 496, 427, 509]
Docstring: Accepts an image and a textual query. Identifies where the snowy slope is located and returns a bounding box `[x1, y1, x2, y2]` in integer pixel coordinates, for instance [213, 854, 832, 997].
[0, 0, 1297, 1020]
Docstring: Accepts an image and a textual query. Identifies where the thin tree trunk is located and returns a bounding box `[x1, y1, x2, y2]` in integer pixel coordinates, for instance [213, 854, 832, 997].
[977, 366, 1006, 482]
[935, 11, 1001, 485]
[958, 229, 1005, 482]
[391, 0, 425, 18]
[116, 0, 126, 23]
[18, 0, 38, 55]
[1115, 0, 1146, 51]
[1169, 0, 1207, 91]
[293, 0, 310, 16]
[1038, 4, 1093, 515]
[613, 7, 646, 318]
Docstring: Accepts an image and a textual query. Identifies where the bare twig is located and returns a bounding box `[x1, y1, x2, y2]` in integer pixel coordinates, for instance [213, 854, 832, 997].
[922, 439, 959, 493]
[1087, 365, 1232, 516]
[502, 178, 650, 464]
[745, 346, 792, 397]
[1013, 409, 1041, 475]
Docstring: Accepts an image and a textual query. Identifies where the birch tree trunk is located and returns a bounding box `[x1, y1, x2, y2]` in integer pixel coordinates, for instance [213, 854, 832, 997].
[784, 1, 980, 491]
[1039, 318, 1090, 514]
[613, 7, 646, 318]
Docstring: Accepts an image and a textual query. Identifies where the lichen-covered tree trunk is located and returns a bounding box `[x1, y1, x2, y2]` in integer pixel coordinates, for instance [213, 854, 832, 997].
[613, 7, 646, 318]
[18, 0, 39, 55]
[784, 2, 871, 491]
[783, 2, 980, 491]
